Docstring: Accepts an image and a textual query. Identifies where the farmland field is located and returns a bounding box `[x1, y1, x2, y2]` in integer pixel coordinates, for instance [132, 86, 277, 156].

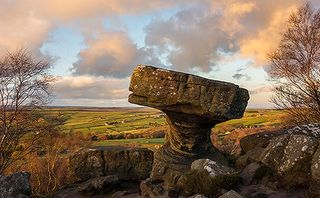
[45, 107, 166, 133]
[44, 107, 288, 149]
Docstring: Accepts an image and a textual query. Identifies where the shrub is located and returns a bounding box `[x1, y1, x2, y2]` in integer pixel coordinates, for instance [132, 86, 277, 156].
[5, 131, 92, 196]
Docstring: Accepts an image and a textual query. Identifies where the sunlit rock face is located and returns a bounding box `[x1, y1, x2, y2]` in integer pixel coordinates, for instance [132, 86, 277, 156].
[128, 65, 249, 192]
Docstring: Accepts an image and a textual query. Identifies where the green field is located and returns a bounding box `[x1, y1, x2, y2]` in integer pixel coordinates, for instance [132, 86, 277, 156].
[44, 107, 166, 134]
[98, 138, 165, 146]
[214, 109, 287, 134]
[45, 107, 287, 149]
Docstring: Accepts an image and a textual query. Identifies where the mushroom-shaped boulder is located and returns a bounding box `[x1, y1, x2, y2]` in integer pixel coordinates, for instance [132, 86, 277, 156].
[128, 65, 249, 189]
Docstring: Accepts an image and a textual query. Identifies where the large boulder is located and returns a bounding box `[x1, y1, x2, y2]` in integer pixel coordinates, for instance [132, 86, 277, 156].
[260, 134, 318, 186]
[238, 123, 320, 190]
[240, 123, 320, 154]
[128, 65, 249, 194]
[103, 147, 154, 180]
[0, 172, 32, 198]
[69, 146, 153, 182]
[240, 130, 285, 153]
[69, 148, 105, 181]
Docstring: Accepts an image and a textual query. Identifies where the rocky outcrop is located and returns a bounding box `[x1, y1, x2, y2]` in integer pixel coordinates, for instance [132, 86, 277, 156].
[55, 146, 152, 197]
[260, 134, 318, 186]
[237, 123, 320, 197]
[69, 146, 153, 182]
[0, 172, 32, 198]
[128, 65, 249, 195]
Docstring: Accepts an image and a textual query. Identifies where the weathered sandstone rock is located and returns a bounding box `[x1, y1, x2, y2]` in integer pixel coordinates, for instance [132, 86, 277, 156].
[240, 130, 285, 153]
[240, 162, 269, 185]
[191, 159, 238, 179]
[69, 146, 153, 182]
[260, 134, 318, 186]
[128, 65, 249, 192]
[240, 123, 320, 154]
[238, 123, 320, 190]
[129, 65, 249, 120]
[235, 147, 265, 169]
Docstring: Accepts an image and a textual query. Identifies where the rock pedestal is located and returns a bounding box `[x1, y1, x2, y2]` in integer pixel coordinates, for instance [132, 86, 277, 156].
[128, 65, 249, 192]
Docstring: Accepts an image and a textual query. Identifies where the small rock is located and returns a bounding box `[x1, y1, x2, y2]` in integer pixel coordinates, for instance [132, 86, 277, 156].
[78, 175, 119, 195]
[218, 190, 243, 198]
[140, 178, 166, 198]
[191, 159, 237, 179]
[111, 190, 127, 198]
[236, 148, 265, 169]
[240, 162, 268, 185]
[188, 194, 208, 198]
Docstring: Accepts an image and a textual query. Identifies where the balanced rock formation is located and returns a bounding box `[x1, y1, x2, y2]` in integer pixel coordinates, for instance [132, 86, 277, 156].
[128, 65, 249, 194]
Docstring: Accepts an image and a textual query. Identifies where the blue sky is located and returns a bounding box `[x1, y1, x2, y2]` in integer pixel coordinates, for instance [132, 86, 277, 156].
[1, 0, 319, 108]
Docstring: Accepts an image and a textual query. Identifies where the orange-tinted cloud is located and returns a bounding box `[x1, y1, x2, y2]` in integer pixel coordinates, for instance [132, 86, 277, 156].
[144, 0, 315, 72]
[72, 29, 162, 77]
[1, 0, 319, 75]
[0, 0, 184, 53]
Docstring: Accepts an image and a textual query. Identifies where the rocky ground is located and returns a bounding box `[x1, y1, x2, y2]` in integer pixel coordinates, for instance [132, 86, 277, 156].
[2, 123, 320, 198]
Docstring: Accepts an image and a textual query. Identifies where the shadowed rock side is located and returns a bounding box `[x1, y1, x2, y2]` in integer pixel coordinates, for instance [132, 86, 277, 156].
[128, 65, 249, 195]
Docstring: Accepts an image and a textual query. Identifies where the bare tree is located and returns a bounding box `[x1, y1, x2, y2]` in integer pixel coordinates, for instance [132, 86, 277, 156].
[268, 3, 320, 124]
[0, 48, 54, 173]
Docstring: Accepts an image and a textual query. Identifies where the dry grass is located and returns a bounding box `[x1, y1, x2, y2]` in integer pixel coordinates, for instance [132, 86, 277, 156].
[5, 131, 92, 196]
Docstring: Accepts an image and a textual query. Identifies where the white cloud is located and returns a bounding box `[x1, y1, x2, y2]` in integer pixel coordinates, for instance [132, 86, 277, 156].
[54, 76, 130, 99]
